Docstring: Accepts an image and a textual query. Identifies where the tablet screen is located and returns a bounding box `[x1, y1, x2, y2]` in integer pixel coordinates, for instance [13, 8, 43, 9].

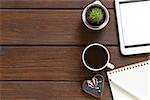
[119, 0, 150, 48]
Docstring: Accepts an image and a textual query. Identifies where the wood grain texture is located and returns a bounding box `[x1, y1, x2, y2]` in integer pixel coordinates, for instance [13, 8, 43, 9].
[0, 9, 118, 45]
[0, 1, 149, 100]
[0, 81, 112, 100]
[0, 46, 149, 80]
[0, 0, 114, 9]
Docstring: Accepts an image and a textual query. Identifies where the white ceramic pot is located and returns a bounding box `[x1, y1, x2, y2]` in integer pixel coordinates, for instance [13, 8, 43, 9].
[82, 0, 109, 30]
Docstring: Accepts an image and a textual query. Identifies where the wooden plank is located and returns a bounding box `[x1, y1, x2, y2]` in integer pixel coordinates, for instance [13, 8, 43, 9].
[0, 46, 149, 80]
[0, 81, 112, 100]
[0, 9, 118, 45]
[0, 0, 114, 9]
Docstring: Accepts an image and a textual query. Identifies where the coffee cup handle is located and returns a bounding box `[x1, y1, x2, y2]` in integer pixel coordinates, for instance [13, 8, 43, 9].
[107, 63, 115, 69]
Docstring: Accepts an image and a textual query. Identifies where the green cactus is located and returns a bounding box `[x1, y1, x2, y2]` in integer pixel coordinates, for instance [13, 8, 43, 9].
[89, 8, 104, 24]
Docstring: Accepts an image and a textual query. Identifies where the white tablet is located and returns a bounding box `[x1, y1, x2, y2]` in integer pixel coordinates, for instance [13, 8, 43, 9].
[115, 0, 150, 55]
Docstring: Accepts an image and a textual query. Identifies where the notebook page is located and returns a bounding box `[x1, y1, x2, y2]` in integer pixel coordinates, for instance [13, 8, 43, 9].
[109, 80, 137, 100]
[107, 60, 150, 100]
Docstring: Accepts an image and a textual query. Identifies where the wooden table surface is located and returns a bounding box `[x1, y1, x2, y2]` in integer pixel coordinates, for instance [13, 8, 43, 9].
[0, 0, 149, 100]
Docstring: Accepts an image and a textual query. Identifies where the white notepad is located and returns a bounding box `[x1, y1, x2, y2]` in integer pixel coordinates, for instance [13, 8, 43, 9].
[107, 60, 150, 100]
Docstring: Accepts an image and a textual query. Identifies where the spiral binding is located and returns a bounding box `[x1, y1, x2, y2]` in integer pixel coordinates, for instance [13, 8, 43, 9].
[108, 60, 150, 75]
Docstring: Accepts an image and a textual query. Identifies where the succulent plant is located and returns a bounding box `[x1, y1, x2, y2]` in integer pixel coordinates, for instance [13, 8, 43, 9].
[89, 8, 104, 24]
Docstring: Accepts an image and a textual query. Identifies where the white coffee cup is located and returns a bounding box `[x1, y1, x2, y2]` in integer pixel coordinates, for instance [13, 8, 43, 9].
[82, 43, 115, 71]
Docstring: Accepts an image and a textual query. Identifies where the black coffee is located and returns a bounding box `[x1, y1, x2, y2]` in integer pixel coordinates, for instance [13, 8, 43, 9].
[84, 45, 108, 69]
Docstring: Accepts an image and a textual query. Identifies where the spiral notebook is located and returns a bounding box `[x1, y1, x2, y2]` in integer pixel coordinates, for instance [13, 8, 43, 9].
[107, 60, 150, 100]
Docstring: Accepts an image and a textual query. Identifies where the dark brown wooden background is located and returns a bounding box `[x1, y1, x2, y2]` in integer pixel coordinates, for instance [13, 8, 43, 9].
[0, 0, 149, 100]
